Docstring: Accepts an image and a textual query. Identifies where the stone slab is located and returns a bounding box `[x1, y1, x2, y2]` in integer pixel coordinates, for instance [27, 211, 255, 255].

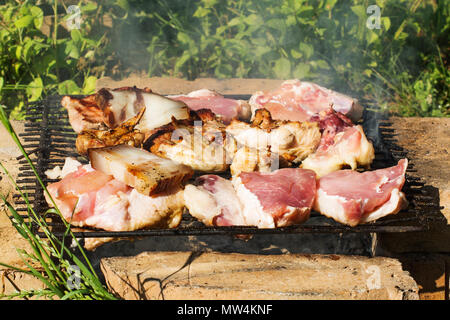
[97, 76, 285, 95]
[100, 251, 419, 300]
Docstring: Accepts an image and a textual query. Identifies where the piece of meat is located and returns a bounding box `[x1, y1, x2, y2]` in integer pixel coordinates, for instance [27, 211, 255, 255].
[226, 108, 321, 164]
[184, 175, 245, 226]
[230, 146, 291, 176]
[62, 87, 190, 135]
[89, 145, 193, 195]
[45, 157, 83, 180]
[249, 80, 363, 122]
[45, 158, 184, 231]
[314, 159, 409, 226]
[310, 108, 354, 145]
[168, 89, 251, 124]
[61, 95, 105, 133]
[233, 169, 317, 228]
[145, 110, 236, 172]
[184, 168, 316, 228]
[300, 125, 375, 177]
[75, 107, 146, 155]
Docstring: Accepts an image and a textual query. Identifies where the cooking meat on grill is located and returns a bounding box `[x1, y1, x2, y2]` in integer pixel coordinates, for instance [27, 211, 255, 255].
[168, 89, 252, 124]
[184, 168, 317, 228]
[61, 94, 105, 133]
[249, 79, 363, 122]
[89, 145, 193, 196]
[226, 108, 321, 166]
[314, 159, 409, 226]
[230, 146, 288, 176]
[300, 123, 375, 178]
[144, 109, 237, 172]
[62, 86, 190, 135]
[45, 158, 184, 232]
[75, 106, 146, 155]
[184, 175, 246, 226]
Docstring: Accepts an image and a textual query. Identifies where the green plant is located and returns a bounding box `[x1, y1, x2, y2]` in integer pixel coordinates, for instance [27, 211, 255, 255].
[0, 105, 118, 300]
[0, 0, 121, 119]
[0, 0, 448, 118]
[114, 0, 449, 117]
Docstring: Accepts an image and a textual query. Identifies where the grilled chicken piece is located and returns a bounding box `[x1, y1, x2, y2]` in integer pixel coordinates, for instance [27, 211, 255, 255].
[168, 89, 252, 123]
[62, 87, 190, 135]
[300, 125, 375, 178]
[314, 159, 408, 226]
[249, 79, 363, 122]
[45, 159, 184, 232]
[226, 108, 321, 164]
[230, 146, 290, 176]
[145, 110, 236, 172]
[89, 145, 193, 196]
[75, 107, 146, 155]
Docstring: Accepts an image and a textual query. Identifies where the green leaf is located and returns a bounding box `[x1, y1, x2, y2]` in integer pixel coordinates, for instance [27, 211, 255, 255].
[291, 49, 303, 59]
[65, 41, 80, 59]
[382, 17, 391, 31]
[293, 62, 310, 79]
[15, 45, 23, 60]
[15, 15, 34, 29]
[0, 77, 4, 91]
[82, 76, 97, 94]
[30, 6, 44, 29]
[299, 43, 314, 59]
[174, 53, 191, 74]
[81, 2, 98, 12]
[70, 29, 82, 44]
[193, 7, 210, 18]
[58, 80, 80, 95]
[367, 31, 379, 45]
[274, 58, 291, 79]
[26, 77, 43, 102]
[177, 32, 191, 45]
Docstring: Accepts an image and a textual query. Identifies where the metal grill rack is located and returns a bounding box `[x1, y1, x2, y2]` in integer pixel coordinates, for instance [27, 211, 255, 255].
[13, 95, 446, 239]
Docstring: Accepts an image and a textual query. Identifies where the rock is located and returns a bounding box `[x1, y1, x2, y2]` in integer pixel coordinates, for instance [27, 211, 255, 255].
[96, 76, 285, 95]
[100, 251, 419, 300]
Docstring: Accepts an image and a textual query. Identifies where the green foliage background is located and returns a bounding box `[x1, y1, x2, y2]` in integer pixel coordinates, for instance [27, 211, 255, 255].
[0, 0, 448, 118]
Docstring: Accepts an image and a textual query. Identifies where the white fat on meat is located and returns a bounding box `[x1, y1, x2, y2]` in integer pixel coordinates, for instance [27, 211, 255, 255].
[45, 157, 86, 180]
[301, 125, 375, 177]
[249, 79, 363, 122]
[314, 159, 409, 226]
[89, 145, 193, 196]
[168, 89, 251, 123]
[183, 175, 245, 226]
[62, 87, 190, 135]
[184, 168, 316, 228]
[44, 158, 185, 231]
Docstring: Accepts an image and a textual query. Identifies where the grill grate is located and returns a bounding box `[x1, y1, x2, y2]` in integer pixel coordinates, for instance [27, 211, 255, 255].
[13, 95, 446, 238]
